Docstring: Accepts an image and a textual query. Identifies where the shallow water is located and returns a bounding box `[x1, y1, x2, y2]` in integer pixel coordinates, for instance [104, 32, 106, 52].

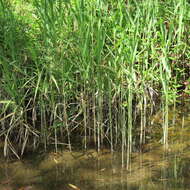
[1, 101, 190, 190]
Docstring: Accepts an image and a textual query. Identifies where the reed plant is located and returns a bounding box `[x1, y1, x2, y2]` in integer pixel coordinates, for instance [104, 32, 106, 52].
[0, 0, 189, 160]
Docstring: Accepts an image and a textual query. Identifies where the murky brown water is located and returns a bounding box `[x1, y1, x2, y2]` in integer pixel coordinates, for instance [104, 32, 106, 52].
[0, 100, 190, 190]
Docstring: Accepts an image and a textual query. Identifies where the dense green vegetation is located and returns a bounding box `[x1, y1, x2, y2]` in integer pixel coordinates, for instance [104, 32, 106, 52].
[0, 0, 190, 161]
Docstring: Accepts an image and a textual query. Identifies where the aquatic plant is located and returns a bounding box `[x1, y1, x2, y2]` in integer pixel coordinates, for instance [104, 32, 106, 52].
[0, 0, 189, 162]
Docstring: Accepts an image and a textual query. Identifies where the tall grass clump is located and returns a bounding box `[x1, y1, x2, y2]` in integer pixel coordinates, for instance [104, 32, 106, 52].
[0, 0, 190, 161]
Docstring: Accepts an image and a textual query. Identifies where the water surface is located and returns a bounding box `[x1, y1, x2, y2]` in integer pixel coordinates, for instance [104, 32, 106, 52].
[0, 101, 190, 190]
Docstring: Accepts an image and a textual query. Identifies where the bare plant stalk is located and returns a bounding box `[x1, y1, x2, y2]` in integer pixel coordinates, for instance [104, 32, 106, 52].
[81, 92, 87, 150]
[63, 95, 71, 151]
[127, 86, 133, 169]
[108, 87, 113, 152]
[97, 92, 103, 152]
[93, 92, 97, 148]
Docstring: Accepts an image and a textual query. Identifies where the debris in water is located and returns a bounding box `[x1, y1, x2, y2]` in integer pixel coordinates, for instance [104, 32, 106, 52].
[68, 183, 80, 190]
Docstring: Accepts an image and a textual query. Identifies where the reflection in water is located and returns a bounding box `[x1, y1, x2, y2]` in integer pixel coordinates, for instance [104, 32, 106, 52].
[0, 101, 190, 190]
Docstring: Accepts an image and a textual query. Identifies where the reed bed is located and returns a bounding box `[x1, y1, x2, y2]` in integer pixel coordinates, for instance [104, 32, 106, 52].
[0, 0, 190, 164]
